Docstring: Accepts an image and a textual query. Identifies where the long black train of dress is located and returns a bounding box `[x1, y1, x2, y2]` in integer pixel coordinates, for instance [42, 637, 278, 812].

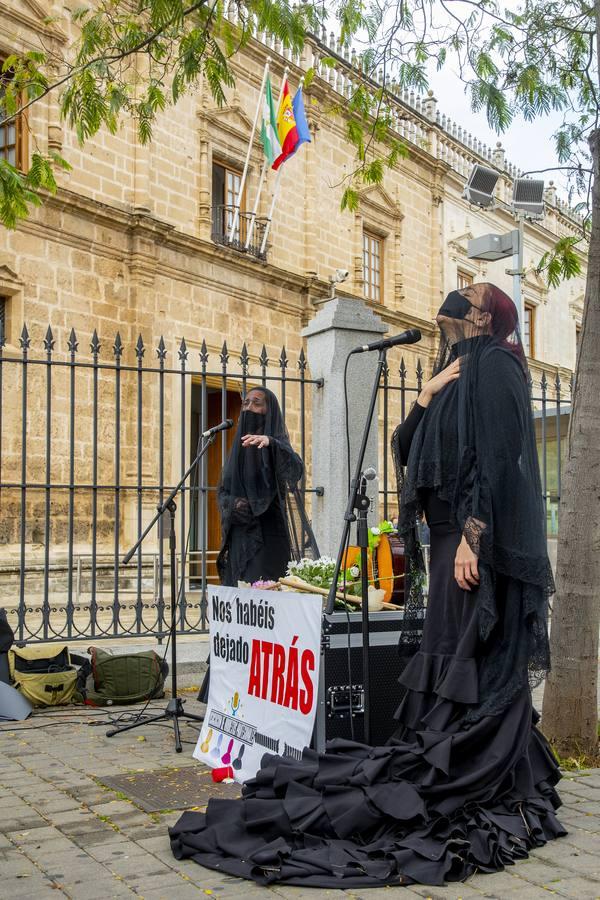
[170, 401, 566, 889]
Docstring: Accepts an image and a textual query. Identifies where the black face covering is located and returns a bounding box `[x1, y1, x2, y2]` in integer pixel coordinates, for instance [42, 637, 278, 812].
[240, 410, 265, 435]
[437, 290, 476, 320]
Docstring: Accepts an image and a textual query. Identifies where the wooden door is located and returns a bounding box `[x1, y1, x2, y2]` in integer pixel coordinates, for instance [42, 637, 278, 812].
[190, 388, 241, 582]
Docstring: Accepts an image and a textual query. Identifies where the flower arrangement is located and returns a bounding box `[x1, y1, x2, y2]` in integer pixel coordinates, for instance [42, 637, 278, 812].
[281, 522, 399, 610]
[285, 557, 360, 609]
[286, 557, 343, 590]
[284, 558, 389, 611]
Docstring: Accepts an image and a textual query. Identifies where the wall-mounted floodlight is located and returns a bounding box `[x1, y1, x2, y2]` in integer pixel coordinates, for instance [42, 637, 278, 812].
[512, 178, 545, 219]
[462, 164, 500, 208]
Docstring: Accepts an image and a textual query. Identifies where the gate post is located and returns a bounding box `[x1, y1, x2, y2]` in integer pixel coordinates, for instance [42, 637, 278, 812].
[303, 297, 387, 556]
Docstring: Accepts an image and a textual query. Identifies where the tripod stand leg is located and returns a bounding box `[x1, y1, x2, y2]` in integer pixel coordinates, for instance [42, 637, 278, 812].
[118, 432, 216, 753]
[106, 710, 169, 737]
[172, 711, 183, 753]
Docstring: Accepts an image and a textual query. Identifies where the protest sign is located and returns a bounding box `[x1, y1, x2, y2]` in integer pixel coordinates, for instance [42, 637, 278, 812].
[193, 585, 322, 783]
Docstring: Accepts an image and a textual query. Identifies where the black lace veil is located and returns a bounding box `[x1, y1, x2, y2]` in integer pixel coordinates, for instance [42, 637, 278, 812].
[393, 283, 553, 721]
[217, 387, 318, 583]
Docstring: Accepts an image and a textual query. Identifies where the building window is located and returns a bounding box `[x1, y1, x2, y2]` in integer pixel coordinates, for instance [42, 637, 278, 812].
[363, 230, 384, 303]
[576, 323, 582, 359]
[457, 270, 473, 290]
[523, 302, 536, 357]
[0, 63, 24, 169]
[212, 160, 246, 244]
[210, 160, 267, 257]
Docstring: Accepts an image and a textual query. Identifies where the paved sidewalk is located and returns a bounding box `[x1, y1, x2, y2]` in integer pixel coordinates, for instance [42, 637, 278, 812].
[0, 700, 599, 900]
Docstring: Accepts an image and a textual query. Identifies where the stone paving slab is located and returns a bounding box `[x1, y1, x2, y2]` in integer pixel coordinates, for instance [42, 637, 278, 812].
[0, 702, 599, 900]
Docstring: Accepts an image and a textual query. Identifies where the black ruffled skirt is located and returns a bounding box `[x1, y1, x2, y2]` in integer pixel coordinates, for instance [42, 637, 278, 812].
[170, 526, 566, 887]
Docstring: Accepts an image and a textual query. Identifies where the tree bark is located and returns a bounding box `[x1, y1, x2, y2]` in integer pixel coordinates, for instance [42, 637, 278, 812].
[541, 128, 600, 757]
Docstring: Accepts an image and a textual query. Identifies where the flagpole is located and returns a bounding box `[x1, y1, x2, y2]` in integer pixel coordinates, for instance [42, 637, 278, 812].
[228, 58, 271, 245]
[245, 65, 289, 251]
[243, 159, 268, 250]
[259, 165, 283, 257]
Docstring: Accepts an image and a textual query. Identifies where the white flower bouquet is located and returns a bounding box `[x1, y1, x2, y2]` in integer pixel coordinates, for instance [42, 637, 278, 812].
[283, 557, 361, 610]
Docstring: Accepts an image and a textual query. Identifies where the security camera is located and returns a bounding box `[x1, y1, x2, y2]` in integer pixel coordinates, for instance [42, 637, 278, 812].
[329, 268, 350, 284]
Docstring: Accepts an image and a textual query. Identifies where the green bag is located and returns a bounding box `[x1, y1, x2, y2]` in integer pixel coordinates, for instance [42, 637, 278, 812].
[8, 644, 80, 707]
[86, 646, 167, 706]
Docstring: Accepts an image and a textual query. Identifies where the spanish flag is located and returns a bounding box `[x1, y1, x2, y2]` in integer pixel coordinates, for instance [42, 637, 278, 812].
[272, 81, 310, 170]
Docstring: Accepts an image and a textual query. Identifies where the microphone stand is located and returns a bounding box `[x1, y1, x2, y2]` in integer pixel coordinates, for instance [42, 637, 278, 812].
[106, 431, 218, 752]
[325, 347, 388, 745]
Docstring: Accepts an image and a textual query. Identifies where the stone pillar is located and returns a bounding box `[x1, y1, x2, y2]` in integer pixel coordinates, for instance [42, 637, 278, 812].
[302, 296, 388, 556]
[423, 89, 438, 121]
[198, 130, 212, 240]
[492, 141, 506, 171]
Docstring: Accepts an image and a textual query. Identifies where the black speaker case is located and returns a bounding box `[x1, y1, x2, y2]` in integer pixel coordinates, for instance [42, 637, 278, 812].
[312, 609, 420, 752]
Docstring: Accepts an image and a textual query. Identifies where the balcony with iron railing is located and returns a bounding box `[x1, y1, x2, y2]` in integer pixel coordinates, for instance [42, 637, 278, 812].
[211, 205, 269, 260]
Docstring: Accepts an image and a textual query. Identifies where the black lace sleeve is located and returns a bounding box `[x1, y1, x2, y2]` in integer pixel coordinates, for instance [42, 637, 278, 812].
[393, 402, 426, 466]
[269, 437, 303, 489]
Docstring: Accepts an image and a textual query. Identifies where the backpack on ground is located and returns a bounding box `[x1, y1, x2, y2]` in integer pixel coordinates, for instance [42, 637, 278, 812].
[86, 646, 168, 706]
[8, 643, 81, 707]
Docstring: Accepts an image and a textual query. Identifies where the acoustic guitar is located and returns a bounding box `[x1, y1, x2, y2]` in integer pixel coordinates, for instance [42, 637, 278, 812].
[375, 533, 406, 604]
[343, 533, 406, 605]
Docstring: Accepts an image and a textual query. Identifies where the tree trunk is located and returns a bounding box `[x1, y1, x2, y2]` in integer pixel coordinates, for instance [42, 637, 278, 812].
[541, 129, 600, 757]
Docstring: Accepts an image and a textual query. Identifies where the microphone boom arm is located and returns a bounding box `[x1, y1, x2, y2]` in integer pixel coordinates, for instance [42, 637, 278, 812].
[122, 431, 217, 565]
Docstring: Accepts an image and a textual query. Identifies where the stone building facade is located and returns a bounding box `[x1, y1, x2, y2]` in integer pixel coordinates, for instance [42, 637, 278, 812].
[0, 1, 587, 577]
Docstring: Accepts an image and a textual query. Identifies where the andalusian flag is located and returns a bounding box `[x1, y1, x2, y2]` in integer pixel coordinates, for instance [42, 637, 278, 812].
[273, 81, 311, 170]
[260, 76, 282, 168]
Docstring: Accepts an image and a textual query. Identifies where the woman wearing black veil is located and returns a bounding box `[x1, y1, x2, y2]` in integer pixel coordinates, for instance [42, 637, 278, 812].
[173, 284, 565, 887]
[198, 386, 312, 703]
[216, 386, 304, 586]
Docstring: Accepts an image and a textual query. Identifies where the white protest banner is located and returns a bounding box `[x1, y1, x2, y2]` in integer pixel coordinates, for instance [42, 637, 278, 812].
[193, 585, 322, 783]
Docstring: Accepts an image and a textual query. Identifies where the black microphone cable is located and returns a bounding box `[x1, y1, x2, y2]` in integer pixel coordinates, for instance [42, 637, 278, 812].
[342, 349, 357, 740]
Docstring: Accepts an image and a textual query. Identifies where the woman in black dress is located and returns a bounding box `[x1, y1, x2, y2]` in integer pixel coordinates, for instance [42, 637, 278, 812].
[172, 284, 565, 887]
[199, 386, 313, 704]
[217, 386, 303, 586]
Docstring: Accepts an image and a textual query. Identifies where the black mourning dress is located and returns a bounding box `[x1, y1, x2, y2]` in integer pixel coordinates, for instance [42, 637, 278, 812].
[172, 290, 565, 888]
[198, 388, 305, 705]
[216, 388, 304, 587]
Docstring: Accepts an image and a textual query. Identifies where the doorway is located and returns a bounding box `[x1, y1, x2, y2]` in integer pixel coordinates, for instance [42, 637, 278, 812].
[190, 385, 242, 583]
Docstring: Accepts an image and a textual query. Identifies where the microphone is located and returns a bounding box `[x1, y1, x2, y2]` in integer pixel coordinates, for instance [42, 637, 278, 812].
[202, 419, 234, 438]
[351, 328, 422, 354]
[363, 467, 377, 480]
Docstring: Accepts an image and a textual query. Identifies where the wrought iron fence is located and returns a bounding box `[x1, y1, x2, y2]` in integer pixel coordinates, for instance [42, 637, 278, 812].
[0, 325, 319, 643]
[378, 357, 572, 539]
[0, 324, 572, 645]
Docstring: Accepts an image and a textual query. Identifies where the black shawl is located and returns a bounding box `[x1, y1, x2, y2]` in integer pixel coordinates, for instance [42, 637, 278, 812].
[394, 284, 553, 722]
